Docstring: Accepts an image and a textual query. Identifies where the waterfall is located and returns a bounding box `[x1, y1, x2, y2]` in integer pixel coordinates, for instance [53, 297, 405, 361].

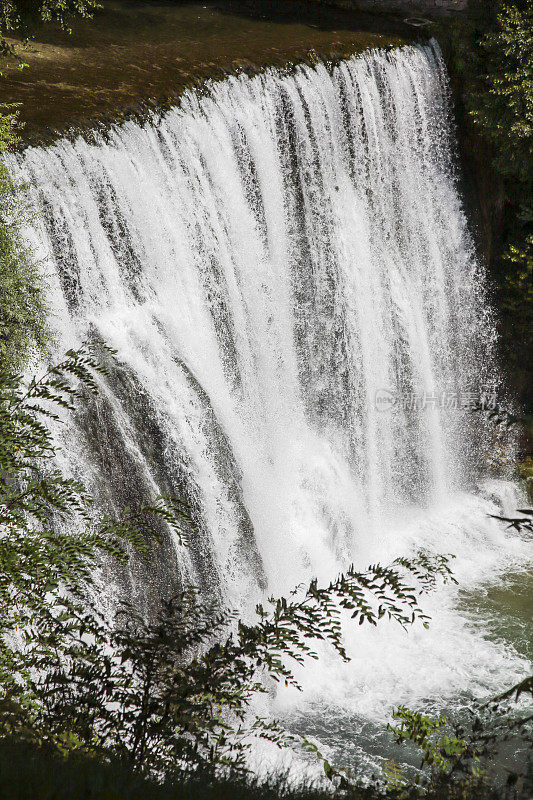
[6, 42, 531, 764]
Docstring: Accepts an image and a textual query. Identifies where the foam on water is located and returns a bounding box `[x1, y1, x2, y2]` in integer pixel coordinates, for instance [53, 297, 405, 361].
[6, 41, 531, 765]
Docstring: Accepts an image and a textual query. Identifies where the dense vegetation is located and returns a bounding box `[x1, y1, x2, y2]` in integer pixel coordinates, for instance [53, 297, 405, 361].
[0, 143, 50, 374]
[0, 741, 530, 800]
[0, 0, 97, 57]
[435, 0, 533, 409]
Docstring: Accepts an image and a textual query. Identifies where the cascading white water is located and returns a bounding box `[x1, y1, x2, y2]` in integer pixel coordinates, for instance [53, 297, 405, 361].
[6, 41, 531, 769]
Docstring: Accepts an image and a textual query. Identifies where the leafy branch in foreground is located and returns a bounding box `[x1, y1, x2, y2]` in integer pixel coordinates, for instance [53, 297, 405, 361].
[0, 343, 455, 780]
[0, 342, 193, 746]
[388, 671, 532, 791]
[489, 509, 533, 534]
[12, 553, 455, 778]
[0, 339, 191, 603]
[244, 553, 456, 687]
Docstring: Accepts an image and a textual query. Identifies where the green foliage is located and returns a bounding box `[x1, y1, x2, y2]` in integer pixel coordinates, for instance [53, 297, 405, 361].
[382, 759, 407, 793]
[0, 102, 19, 151]
[389, 708, 471, 774]
[0, 343, 458, 781]
[0, 740, 337, 800]
[0, 342, 193, 748]
[470, 1, 533, 391]
[389, 673, 533, 794]
[498, 242, 533, 393]
[0, 94, 51, 375]
[18, 553, 454, 777]
[0, 126, 51, 374]
[0, 737, 524, 800]
[469, 0, 533, 189]
[438, 0, 533, 402]
[0, 0, 99, 58]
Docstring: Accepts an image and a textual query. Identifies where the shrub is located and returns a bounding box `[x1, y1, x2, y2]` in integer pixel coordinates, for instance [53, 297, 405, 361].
[0, 343, 456, 781]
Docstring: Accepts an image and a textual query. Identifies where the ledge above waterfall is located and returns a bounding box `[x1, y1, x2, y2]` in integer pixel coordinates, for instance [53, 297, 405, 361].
[0, 0, 415, 147]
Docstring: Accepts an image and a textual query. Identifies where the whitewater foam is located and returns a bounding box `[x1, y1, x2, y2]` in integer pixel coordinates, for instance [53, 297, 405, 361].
[6, 41, 531, 766]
